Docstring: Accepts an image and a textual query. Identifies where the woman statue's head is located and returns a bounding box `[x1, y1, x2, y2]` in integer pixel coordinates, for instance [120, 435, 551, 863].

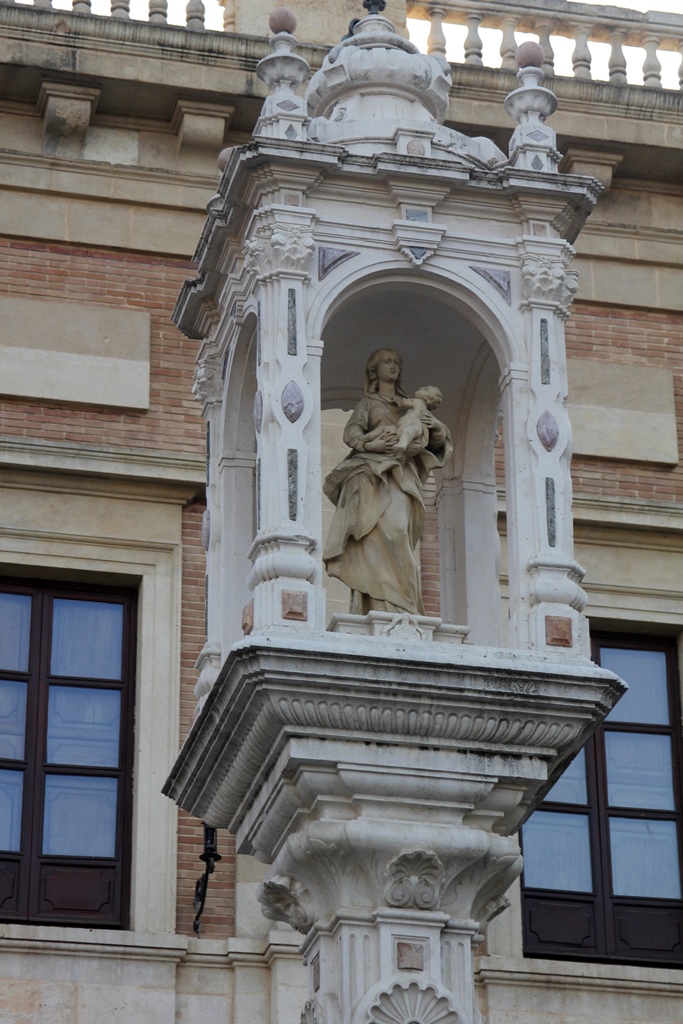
[365, 348, 408, 397]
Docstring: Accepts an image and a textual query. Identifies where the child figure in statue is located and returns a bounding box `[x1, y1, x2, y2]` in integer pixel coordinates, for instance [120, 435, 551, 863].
[392, 385, 443, 459]
[323, 350, 452, 616]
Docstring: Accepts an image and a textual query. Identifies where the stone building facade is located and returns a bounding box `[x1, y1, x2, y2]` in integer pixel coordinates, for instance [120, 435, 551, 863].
[0, 0, 683, 1022]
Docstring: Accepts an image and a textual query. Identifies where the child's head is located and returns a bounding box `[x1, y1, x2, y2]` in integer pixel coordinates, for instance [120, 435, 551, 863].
[414, 385, 442, 410]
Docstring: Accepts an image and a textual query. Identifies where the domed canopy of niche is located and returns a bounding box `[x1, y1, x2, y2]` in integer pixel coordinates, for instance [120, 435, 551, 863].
[321, 278, 501, 471]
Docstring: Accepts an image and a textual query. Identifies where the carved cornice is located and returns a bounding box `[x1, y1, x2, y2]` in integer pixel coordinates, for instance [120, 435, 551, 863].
[164, 637, 624, 836]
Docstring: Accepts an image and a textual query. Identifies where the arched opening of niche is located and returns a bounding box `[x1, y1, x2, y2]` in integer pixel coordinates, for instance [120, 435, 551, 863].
[218, 312, 258, 650]
[319, 278, 505, 645]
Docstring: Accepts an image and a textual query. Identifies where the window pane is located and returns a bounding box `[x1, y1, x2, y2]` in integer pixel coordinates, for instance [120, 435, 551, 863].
[545, 747, 587, 805]
[43, 776, 118, 857]
[610, 818, 681, 898]
[47, 686, 120, 768]
[0, 593, 31, 673]
[51, 600, 124, 680]
[0, 769, 23, 851]
[606, 732, 675, 810]
[0, 680, 28, 760]
[602, 648, 669, 725]
[523, 811, 593, 892]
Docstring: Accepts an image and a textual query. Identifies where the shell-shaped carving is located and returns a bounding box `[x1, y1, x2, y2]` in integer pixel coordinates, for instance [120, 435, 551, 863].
[536, 410, 559, 452]
[368, 982, 460, 1024]
[253, 390, 263, 433]
[281, 380, 304, 423]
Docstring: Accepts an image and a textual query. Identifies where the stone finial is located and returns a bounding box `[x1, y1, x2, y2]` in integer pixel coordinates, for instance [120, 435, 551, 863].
[252, 6, 311, 141]
[504, 39, 560, 173]
[269, 5, 297, 34]
[515, 40, 545, 69]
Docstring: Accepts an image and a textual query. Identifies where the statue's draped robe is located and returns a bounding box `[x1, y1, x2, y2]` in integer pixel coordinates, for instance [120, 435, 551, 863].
[323, 394, 452, 615]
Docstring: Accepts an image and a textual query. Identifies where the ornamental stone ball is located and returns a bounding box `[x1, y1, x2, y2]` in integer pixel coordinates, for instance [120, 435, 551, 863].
[269, 6, 297, 34]
[516, 41, 545, 69]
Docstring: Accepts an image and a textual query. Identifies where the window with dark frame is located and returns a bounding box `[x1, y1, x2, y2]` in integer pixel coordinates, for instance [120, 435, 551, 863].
[521, 635, 683, 966]
[0, 580, 136, 928]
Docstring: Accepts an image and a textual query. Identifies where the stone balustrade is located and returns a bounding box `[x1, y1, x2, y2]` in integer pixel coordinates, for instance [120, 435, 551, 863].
[0, 0, 227, 32]
[408, 0, 683, 89]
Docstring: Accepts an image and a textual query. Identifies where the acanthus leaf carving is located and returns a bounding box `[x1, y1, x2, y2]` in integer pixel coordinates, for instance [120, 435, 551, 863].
[301, 1000, 325, 1024]
[257, 873, 312, 934]
[385, 850, 443, 910]
[520, 255, 579, 314]
[244, 223, 315, 280]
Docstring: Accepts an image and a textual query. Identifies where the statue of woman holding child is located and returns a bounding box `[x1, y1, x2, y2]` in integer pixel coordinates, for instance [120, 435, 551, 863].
[323, 348, 452, 615]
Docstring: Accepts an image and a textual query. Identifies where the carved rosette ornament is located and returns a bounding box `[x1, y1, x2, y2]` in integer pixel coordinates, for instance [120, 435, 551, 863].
[257, 874, 312, 933]
[368, 983, 460, 1024]
[385, 850, 443, 910]
[244, 223, 315, 280]
[520, 255, 579, 315]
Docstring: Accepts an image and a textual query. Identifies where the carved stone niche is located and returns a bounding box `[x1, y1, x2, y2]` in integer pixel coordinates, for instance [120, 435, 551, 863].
[165, 635, 623, 1024]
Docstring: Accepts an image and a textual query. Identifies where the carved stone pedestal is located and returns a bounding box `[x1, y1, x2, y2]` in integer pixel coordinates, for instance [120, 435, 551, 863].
[165, 634, 623, 1024]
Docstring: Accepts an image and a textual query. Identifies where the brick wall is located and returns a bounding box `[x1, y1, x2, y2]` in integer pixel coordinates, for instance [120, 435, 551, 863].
[0, 237, 237, 936]
[177, 500, 236, 937]
[0, 239, 202, 454]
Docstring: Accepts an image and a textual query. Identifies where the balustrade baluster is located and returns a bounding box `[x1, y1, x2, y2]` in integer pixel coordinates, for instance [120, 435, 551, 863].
[642, 35, 662, 88]
[537, 23, 555, 77]
[186, 0, 205, 31]
[500, 16, 518, 71]
[149, 0, 167, 23]
[608, 30, 628, 86]
[223, 0, 236, 32]
[678, 40, 683, 91]
[34, 0, 53, 9]
[572, 26, 592, 80]
[72, 0, 91, 14]
[464, 14, 483, 66]
[427, 6, 447, 58]
[111, 0, 130, 19]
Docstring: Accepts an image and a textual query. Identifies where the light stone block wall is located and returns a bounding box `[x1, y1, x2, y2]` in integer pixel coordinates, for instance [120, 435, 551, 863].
[568, 359, 678, 465]
[0, 296, 151, 409]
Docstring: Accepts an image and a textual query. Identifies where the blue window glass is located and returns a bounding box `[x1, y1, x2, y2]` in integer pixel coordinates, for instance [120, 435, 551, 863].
[610, 818, 681, 899]
[51, 600, 124, 680]
[602, 648, 669, 725]
[0, 769, 23, 852]
[523, 811, 593, 893]
[47, 686, 120, 768]
[0, 594, 31, 673]
[606, 732, 674, 810]
[42, 776, 118, 858]
[545, 747, 587, 805]
[0, 680, 28, 760]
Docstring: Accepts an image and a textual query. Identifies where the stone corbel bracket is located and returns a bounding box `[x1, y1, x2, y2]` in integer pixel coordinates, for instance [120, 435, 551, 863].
[38, 82, 100, 160]
[173, 100, 235, 175]
[559, 147, 623, 192]
[393, 219, 446, 266]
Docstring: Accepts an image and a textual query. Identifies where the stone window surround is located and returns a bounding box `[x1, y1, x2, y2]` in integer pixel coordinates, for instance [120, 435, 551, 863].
[0, 483, 184, 936]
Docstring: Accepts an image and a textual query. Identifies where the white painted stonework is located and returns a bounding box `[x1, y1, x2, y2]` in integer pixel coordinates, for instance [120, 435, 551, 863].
[169, 9, 623, 1024]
